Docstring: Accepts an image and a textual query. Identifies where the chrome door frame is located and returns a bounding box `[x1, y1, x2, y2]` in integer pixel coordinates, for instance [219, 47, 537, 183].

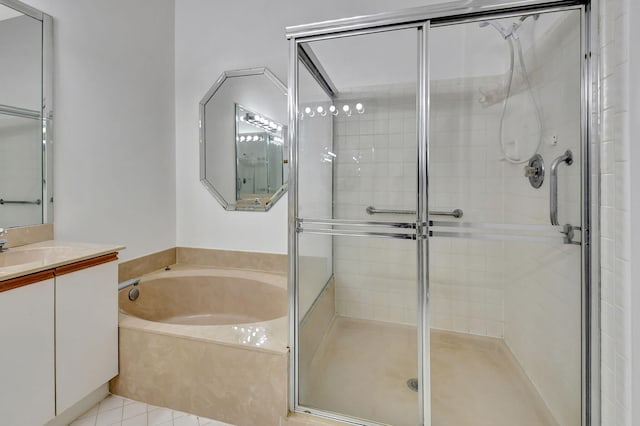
[287, 1, 598, 425]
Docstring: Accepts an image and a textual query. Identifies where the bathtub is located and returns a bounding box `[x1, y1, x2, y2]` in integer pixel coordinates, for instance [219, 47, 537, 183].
[109, 266, 289, 426]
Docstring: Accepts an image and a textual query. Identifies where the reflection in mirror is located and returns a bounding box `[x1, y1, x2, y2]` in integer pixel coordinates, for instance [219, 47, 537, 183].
[199, 68, 287, 212]
[0, 1, 53, 228]
[235, 104, 286, 209]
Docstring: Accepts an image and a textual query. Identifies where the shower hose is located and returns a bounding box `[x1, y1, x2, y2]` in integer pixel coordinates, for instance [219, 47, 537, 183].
[499, 34, 544, 164]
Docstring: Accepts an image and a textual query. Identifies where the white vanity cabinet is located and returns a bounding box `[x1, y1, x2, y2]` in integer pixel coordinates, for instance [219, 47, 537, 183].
[0, 275, 56, 426]
[55, 256, 119, 414]
[0, 249, 120, 425]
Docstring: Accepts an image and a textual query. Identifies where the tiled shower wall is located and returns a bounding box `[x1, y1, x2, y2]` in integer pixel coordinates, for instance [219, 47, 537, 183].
[331, 83, 506, 334]
[500, 11, 583, 426]
[331, 12, 583, 425]
[599, 0, 631, 424]
[332, 86, 419, 325]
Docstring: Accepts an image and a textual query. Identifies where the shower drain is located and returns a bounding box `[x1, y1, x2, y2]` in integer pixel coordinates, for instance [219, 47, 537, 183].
[406, 378, 419, 392]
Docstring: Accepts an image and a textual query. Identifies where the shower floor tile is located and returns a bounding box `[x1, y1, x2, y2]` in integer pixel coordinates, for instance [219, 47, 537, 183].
[301, 316, 557, 426]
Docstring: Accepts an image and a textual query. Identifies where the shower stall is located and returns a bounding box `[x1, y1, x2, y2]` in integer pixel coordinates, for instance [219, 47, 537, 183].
[288, 1, 597, 425]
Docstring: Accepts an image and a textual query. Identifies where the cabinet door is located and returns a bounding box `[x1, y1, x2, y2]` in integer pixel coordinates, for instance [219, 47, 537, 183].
[0, 279, 55, 426]
[55, 260, 118, 414]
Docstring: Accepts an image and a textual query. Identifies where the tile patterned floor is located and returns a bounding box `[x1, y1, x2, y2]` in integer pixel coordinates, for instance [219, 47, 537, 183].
[70, 394, 233, 426]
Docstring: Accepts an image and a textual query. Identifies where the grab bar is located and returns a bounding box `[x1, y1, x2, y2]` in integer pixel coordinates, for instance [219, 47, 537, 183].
[366, 206, 463, 218]
[549, 150, 573, 226]
[0, 199, 41, 205]
[118, 278, 140, 291]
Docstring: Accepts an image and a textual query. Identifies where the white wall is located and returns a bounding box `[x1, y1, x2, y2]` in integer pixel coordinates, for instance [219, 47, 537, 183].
[599, 0, 632, 424]
[24, 0, 176, 261]
[174, 0, 440, 254]
[630, 0, 640, 422]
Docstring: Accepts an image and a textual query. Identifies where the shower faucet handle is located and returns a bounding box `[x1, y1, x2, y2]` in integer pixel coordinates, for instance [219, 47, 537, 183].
[523, 165, 537, 177]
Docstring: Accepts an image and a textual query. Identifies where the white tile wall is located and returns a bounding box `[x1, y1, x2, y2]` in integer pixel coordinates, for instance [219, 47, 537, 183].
[331, 86, 419, 325]
[331, 9, 586, 426]
[308, 3, 629, 424]
[428, 76, 507, 338]
[599, 0, 631, 424]
[499, 11, 583, 426]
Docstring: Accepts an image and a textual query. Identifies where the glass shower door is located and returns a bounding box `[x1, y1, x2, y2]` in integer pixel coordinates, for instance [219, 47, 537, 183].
[292, 27, 426, 426]
[428, 9, 584, 426]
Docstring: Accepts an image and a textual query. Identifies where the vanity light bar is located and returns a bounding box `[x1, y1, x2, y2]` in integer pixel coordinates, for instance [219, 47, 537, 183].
[242, 113, 283, 133]
[301, 102, 364, 119]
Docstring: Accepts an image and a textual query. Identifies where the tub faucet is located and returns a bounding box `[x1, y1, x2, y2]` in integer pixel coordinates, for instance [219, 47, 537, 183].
[0, 228, 7, 252]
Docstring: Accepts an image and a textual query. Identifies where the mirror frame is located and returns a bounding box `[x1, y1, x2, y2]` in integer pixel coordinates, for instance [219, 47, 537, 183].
[198, 67, 288, 212]
[0, 0, 54, 226]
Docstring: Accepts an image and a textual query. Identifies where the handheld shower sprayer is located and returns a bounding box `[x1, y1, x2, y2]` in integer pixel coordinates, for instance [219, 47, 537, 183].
[478, 13, 543, 164]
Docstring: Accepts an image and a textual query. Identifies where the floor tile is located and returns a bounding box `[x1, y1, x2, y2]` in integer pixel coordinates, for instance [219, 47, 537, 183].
[173, 410, 189, 419]
[95, 406, 123, 426]
[98, 395, 125, 413]
[148, 407, 174, 425]
[77, 405, 99, 420]
[122, 402, 147, 419]
[70, 393, 237, 426]
[121, 412, 147, 426]
[174, 414, 200, 426]
[70, 416, 97, 426]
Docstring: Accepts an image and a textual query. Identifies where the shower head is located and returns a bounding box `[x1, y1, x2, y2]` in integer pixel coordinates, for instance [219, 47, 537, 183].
[479, 20, 512, 39]
[519, 14, 540, 22]
[479, 14, 539, 39]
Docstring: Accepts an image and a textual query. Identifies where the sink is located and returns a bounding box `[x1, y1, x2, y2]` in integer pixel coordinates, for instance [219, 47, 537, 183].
[0, 247, 75, 268]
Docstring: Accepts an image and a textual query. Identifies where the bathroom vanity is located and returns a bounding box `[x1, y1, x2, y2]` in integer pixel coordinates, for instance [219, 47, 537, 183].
[0, 241, 124, 426]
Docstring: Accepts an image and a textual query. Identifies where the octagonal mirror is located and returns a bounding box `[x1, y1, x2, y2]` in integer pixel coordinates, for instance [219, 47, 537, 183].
[199, 67, 288, 211]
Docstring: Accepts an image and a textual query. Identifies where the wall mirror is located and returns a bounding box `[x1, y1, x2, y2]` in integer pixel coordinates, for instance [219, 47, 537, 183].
[0, 0, 53, 228]
[199, 68, 288, 211]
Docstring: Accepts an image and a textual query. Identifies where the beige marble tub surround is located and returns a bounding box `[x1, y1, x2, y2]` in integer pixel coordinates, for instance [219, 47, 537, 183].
[2, 223, 53, 248]
[120, 268, 287, 325]
[110, 326, 288, 426]
[0, 240, 126, 281]
[118, 247, 176, 282]
[176, 247, 287, 274]
[117, 267, 288, 354]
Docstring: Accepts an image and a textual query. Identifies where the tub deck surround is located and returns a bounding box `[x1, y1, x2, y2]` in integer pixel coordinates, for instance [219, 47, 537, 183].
[0, 240, 126, 283]
[117, 266, 288, 353]
[117, 247, 287, 284]
[111, 265, 289, 426]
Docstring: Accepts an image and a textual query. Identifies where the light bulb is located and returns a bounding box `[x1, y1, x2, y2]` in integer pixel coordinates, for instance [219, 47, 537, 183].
[277, 125, 283, 131]
[356, 103, 364, 113]
[329, 105, 338, 116]
[304, 106, 314, 117]
[240, 136, 245, 142]
[317, 106, 326, 116]
[342, 105, 350, 112]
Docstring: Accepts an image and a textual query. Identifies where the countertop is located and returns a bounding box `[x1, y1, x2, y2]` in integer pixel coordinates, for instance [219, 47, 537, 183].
[0, 240, 125, 282]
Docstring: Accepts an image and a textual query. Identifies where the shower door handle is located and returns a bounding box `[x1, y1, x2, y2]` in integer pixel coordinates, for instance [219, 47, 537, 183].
[549, 150, 573, 226]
